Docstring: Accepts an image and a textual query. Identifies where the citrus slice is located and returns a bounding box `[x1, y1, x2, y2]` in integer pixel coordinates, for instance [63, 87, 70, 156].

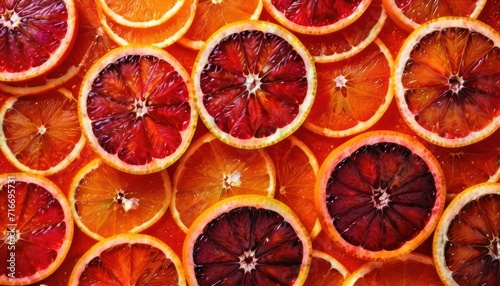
[315, 130, 446, 261]
[192, 20, 317, 149]
[69, 233, 185, 285]
[182, 195, 312, 286]
[343, 253, 443, 285]
[170, 132, 276, 232]
[433, 182, 500, 286]
[0, 88, 85, 176]
[177, 0, 263, 50]
[69, 158, 171, 241]
[265, 135, 321, 238]
[78, 45, 197, 174]
[382, 0, 487, 31]
[0, 0, 77, 82]
[304, 39, 394, 138]
[97, 0, 196, 48]
[394, 17, 500, 148]
[0, 173, 73, 285]
[262, 0, 371, 35]
[303, 250, 349, 286]
[96, 0, 184, 28]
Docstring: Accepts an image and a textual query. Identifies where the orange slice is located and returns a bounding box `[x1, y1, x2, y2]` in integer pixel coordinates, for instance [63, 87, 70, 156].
[394, 17, 500, 148]
[170, 132, 276, 232]
[0, 0, 77, 82]
[0, 173, 73, 285]
[69, 233, 185, 285]
[192, 20, 316, 149]
[262, 0, 371, 35]
[178, 0, 263, 50]
[97, 0, 196, 48]
[96, 0, 184, 28]
[182, 195, 312, 286]
[78, 45, 197, 174]
[69, 158, 171, 240]
[382, 0, 487, 31]
[433, 182, 500, 286]
[0, 88, 85, 176]
[265, 135, 321, 238]
[315, 130, 446, 261]
[343, 253, 443, 285]
[304, 39, 394, 138]
[304, 250, 349, 285]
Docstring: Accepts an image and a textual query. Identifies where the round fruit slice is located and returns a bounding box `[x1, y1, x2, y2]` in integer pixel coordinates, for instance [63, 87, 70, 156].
[265, 135, 321, 238]
[304, 39, 393, 138]
[394, 17, 500, 148]
[0, 88, 85, 176]
[96, 0, 184, 28]
[303, 250, 349, 286]
[382, 0, 486, 31]
[0, 173, 73, 285]
[433, 182, 500, 286]
[315, 130, 446, 261]
[78, 45, 197, 174]
[183, 195, 312, 286]
[171, 132, 275, 232]
[0, 0, 77, 82]
[69, 158, 171, 240]
[262, 0, 371, 35]
[192, 20, 316, 149]
[69, 233, 185, 285]
[343, 253, 443, 285]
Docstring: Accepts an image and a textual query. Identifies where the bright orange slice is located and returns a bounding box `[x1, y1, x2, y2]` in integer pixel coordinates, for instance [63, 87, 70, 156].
[304, 39, 394, 138]
[182, 195, 312, 286]
[170, 132, 276, 232]
[433, 182, 500, 286]
[315, 130, 446, 261]
[192, 20, 316, 149]
[69, 233, 185, 285]
[304, 250, 349, 286]
[394, 17, 500, 148]
[78, 45, 197, 174]
[0, 0, 77, 82]
[0, 88, 85, 176]
[0, 173, 73, 285]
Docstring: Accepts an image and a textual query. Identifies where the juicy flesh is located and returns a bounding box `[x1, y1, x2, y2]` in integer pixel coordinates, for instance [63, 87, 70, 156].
[360, 258, 442, 284]
[326, 142, 437, 251]
[200, 29, 308, 140]
[303, 256, 345, 285]
[193, 207, 304, 285]
[0, 181, 67, 278]
[396, 0, 480, 24]
[402, 27, 500, 139]
[0, 0, 69, 72]
[446, 194, 500, 286]
[87, 54, 191, 166]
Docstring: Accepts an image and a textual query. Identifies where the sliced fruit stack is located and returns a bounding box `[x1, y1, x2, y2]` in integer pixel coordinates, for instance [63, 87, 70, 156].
[0, 0, 499, 285]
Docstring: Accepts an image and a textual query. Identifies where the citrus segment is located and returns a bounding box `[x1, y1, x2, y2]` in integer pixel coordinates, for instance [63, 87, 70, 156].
[394, 17, 500, 148]
[303, 250, 349, 286]
[171, 132, 276, 232]
[0, 88, 85, 176]
[192, 20, 316, 149]
[183, 195, 312, 286]
[315, 130, 446, 261]
[69, 233, 185, 285]
[434, 182, 500, 286]
[0, 173, 73, 285]
[79, 45, 197, 174]
[304, 39, 393, 138]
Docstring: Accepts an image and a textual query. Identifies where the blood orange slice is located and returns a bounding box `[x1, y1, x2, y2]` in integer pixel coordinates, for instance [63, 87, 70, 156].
[0, 0, 77, 82]
[182, 195, 312, 285]
[69, 233, 185, 285]
[304, 250, 349, 286]
[192, 20, 316, 149]
[78, 45, 197, 174]
[315, 130, 446, 261]
[0, 173, 73, 285]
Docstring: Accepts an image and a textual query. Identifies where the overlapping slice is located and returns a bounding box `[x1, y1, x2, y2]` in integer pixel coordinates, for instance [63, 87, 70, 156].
[303, 250, 349, 286]
[78, 45, 197, 174]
